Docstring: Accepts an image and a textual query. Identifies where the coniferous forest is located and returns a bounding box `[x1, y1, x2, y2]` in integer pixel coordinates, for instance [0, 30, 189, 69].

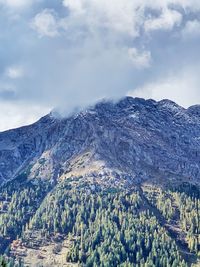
[0, 176, 199, 267]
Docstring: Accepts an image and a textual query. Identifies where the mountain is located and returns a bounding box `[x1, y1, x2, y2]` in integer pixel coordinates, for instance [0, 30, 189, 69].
[0, 97, 200, 186]
[0, 97, 199, 267]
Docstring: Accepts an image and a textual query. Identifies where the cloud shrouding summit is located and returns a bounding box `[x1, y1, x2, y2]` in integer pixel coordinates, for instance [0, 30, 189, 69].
[0, 0, 200, 130]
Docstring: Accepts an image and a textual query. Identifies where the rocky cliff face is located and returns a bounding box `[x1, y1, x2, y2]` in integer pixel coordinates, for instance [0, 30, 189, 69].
[0, 97, 200, 185]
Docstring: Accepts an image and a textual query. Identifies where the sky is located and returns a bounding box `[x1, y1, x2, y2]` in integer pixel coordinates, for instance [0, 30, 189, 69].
[1, 0, 200, 131]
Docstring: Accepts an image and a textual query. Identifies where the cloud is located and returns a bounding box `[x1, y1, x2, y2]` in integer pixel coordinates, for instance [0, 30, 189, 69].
[62, 0, 186, 37]
[31, 1, 198, 41]
[128, 48, 151, 69]
[31, 9, 59, 37]
[5, 66, 24, 79]
[0, 0, 200, 130]
[144, 8, 182, 32]
[62, 0, 141, 37]
[0, 101, 50, 131]
[182, 20, 200, 39]
[63, 0, 83, 14]
[128, 67, 200, 107]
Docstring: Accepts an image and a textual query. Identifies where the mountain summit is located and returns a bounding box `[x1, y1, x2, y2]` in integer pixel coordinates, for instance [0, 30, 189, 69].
[0, 97, 199, 186]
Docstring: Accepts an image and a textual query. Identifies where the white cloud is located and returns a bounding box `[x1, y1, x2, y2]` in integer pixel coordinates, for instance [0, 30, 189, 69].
[182, 20, 200, 38]
[62, 0, 186, 37]
[5, 66, 24, 79]
[128, 68, 200, 108]
[63, 0, 84, 14]
[31, 9, 59, 38]
[63, 0, 141, 37]
[144, 8, 182, 32]
[0, 101, 50, 132]
[30, 1, 197, 41]
[140, 0, 200, 12]
[128, 48, 151, 69]
[1, 0, 200, 131]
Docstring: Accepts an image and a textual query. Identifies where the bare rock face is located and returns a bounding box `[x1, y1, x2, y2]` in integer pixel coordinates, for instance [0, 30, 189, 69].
[0, 97, 200, 185]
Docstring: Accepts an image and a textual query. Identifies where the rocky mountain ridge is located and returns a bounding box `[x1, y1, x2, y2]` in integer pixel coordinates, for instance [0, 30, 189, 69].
[0, 97, 200, 186]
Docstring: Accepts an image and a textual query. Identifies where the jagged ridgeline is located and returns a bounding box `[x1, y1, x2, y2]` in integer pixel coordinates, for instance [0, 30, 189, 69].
[0, 97, 200, 266]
